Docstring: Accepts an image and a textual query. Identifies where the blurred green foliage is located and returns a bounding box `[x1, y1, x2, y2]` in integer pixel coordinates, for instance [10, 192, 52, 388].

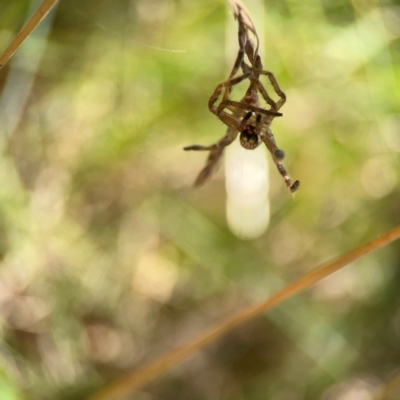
[0, 0, 400, 399]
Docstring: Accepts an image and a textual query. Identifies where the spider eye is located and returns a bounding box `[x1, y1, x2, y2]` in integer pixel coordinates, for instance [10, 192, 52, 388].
[240, 130, 259, 149]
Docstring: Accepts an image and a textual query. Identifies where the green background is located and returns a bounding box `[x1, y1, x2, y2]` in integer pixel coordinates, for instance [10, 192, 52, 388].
[0, 0, 399, 399]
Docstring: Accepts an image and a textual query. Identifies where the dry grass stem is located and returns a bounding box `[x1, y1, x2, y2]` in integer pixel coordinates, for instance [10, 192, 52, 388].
[374, 370, 400, 400]
[0, 0, 59, 69]
[87, 224, 400, 400]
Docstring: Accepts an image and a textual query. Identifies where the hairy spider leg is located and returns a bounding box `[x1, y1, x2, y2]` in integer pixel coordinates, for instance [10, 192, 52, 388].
[217, 16, 250, 112]
[256, 67, 287, 111]
[228, 19, 248, 81]
[240, 35, 285, 113]
[255, 113, 262, 132]
[184, 111, 252, 152]
[216, 14, 267, 116]
[240, 42, 299, 192]
[253, 111, 285, 161]
[230, 1, 260, 55]
[237, 30, 277, 110]
[227, 10, 282, 114]
[209, 72, 251, 116]
[213, 62, 283, 119]
[223, 100, 281, 117]
[241, 52, 280, 114]
[183, 112, 253, 186]
[252, 59, 278, 110]
[260, 131, 300, 193]
[214, 18, 281, 120]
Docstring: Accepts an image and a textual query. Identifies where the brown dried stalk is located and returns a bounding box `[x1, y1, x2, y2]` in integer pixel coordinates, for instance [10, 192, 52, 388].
[0, 0, 59, 69]
[87, 224, 400, 400]
[374, 369, 400, 400]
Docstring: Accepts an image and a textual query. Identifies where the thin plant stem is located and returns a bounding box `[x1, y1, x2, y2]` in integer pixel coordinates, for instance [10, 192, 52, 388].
[374, 369, 400, 400]
[87, 224, 400, 400]
[0, 0, 59, 69]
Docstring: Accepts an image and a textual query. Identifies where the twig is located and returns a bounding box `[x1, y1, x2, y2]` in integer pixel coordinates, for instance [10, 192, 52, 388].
[87, 224, 400, 400]
[0, 0, 59, 69]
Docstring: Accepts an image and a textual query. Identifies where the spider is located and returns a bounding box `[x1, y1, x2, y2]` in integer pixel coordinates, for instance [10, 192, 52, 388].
[184, 6, 300, 194]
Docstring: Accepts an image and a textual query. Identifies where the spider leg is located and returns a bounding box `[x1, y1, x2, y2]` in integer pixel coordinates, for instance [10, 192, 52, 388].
[224, 100, 281, 117]
[255, 113, 262, 133]
[240, 60, 279, 120]
[261, 129, 299, 193]
[184, 127, 240, 186]
[191, 146, 225, 187]
[244, 36, 257, 65]
[184, 111, 251, 153]
[226, 103, 247, 118]
[254, 59, 287, 111]
[184, 113, 253, 186]
[254, 80, 277, 110]
[260, 126, 284, 159]
[231, 4, 260, 56]
[208, 72, 251, 115]
[228, 20, 248, 80]
[210, 57, 278, 120]
[217, 18, 250, 107]
[242, 55, 278, 111]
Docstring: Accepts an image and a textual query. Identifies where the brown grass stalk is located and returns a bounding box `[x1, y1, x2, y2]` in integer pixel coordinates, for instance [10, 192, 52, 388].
[0, 0, 59, 69]
[374, 369, 400, 400]
[87, 224, 400, 400]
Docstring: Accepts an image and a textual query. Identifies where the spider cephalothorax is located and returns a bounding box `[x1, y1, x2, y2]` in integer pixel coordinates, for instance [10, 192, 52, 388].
[238, 112, 261, 150]
[239, 127, 259, 150]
